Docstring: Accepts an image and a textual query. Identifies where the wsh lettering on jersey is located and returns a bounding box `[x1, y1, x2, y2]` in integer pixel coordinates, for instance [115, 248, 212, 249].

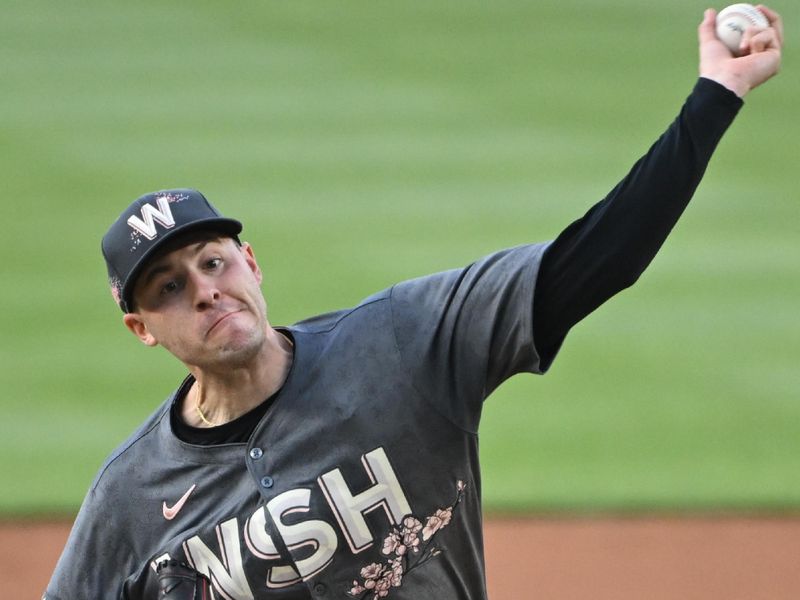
[151, 447, 416, 598]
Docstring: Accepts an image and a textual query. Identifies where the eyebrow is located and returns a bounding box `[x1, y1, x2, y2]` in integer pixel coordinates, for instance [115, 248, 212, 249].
[139, 240, 211, 289]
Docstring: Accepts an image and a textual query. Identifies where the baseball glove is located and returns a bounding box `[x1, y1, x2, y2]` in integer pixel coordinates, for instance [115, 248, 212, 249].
[156, 559, 212, 599]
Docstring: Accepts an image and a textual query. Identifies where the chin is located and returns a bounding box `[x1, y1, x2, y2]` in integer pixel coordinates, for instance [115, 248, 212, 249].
[212, 331, 265, 366]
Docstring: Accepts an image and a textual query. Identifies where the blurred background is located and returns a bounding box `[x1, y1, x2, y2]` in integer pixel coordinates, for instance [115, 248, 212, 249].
[1, 0, 798, 520]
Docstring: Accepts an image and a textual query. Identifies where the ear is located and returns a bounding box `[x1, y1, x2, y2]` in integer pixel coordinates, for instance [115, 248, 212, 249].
[122, 313, 159, 347]
[240, 242, 263, 284]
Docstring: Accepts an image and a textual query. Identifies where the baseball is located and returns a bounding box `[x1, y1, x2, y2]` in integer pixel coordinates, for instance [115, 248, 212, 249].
[716, 4, 769, 56]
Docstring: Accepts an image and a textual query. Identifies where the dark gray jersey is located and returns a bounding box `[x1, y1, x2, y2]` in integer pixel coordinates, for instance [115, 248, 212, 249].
[46, 243, 550, 600]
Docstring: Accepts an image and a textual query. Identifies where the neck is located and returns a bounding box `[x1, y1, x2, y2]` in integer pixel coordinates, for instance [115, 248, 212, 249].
[183, 327, 293, 427]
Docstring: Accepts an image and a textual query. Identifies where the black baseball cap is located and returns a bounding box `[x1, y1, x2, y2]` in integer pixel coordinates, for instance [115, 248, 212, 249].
[101, 189, 242, 313]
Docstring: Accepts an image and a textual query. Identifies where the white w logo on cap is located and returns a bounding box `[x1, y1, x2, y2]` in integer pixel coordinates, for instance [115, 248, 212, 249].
[127, 196, 176, 240]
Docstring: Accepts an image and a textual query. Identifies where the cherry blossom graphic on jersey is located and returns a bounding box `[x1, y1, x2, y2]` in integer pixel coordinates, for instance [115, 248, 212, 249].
[347, 480, 466, 599]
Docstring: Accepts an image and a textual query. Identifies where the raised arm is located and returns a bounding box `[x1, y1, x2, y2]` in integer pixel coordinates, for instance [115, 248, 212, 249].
[533, 6, 783, 368]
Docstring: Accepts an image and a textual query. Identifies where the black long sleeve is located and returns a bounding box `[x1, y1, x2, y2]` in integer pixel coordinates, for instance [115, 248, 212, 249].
[533, 77, 744, 369]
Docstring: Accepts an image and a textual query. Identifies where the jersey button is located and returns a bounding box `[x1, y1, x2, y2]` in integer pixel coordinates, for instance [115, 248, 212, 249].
[249, 447, 263, 459]
[260, 476, 274, 489]
[313, 583, 327, 595]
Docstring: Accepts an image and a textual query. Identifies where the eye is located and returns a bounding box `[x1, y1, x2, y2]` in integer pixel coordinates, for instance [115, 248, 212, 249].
[160, 280, 180, 296]
[205, 257, 222, 270]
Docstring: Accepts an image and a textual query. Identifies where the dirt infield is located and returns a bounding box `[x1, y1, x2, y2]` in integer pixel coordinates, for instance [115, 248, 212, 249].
[6, 516, 800, 599]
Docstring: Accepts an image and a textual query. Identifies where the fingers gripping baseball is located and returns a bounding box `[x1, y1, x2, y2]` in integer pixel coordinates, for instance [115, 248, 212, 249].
[698, 4, 783, 98]
[742, 26, 777, 53]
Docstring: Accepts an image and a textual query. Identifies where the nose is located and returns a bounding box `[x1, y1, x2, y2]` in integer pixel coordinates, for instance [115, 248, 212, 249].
[191, 273, 221, 311]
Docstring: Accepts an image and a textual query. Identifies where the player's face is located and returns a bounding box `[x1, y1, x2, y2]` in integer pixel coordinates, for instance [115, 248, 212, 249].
[123, 234, 270, 371]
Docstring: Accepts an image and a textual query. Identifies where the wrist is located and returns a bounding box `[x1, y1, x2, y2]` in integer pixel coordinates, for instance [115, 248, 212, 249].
[700, 72, 750, 98]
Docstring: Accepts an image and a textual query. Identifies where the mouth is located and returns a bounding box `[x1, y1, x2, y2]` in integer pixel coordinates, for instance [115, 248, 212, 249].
[206, 310, 243, 337]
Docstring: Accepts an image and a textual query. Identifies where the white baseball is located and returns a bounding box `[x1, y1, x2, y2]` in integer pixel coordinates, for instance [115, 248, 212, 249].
[716, 4, 769, 56]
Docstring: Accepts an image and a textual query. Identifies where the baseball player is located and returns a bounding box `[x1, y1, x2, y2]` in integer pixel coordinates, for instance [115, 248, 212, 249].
[46, 8, 782, 600]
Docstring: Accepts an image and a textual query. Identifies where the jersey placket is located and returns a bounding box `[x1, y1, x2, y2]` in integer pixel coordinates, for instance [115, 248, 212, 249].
[247, 443, 321, 598]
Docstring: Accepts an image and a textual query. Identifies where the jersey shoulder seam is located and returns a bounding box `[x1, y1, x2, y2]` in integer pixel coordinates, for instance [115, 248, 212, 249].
[90, 402, 170, 491]
[292, 293, 390, 334]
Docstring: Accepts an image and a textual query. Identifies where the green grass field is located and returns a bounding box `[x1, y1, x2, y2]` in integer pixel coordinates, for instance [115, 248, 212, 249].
[1, 0, 798, 515]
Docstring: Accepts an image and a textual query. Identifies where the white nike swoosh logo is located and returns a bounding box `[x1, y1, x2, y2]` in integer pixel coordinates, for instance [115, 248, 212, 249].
[162, 484, 197, 520]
